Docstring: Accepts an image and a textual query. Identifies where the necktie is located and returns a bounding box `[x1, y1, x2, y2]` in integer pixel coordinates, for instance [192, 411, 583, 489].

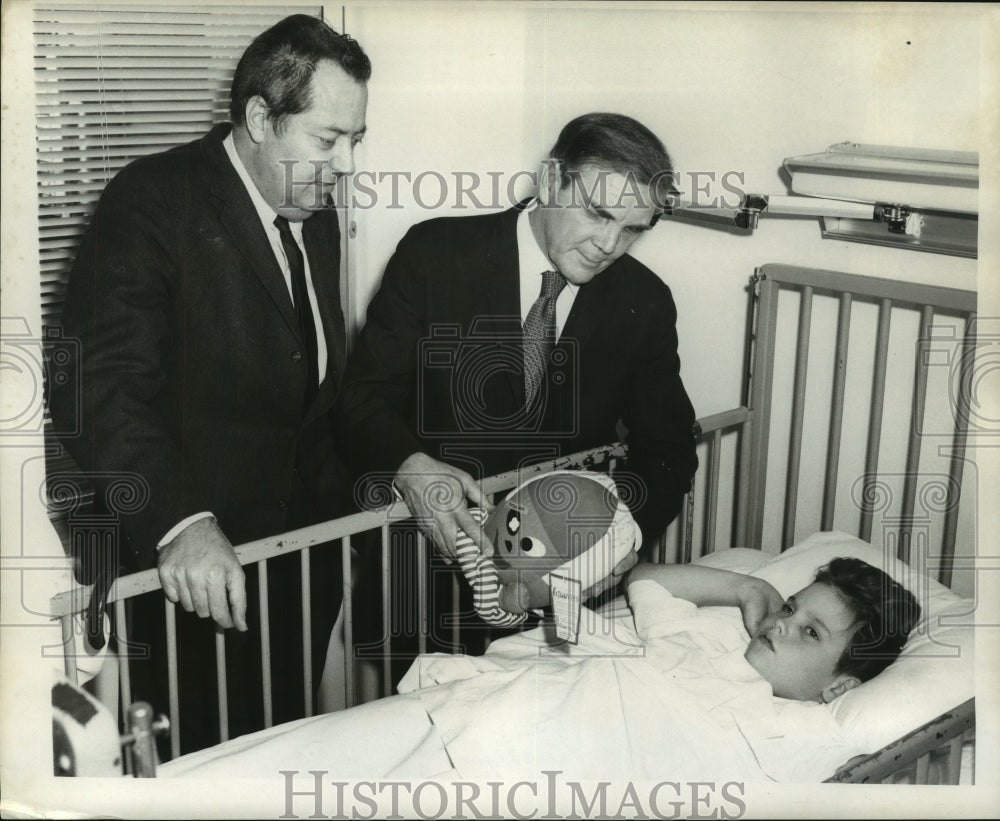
[522, 269, 567, 407]
[274, 215, 319, 409]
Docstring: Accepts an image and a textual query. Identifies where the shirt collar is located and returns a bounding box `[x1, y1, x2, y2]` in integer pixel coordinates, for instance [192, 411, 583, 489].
[223, 132, 301, 236]
[517, 198, 577, 294]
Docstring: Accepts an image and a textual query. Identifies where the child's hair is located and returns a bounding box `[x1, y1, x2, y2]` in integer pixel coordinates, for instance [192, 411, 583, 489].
[815, 557, 921, 682]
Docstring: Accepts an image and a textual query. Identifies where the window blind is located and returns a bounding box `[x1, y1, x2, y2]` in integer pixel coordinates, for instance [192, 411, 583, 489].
[34, 3, 323, 330]
[34, 4, 323, 523]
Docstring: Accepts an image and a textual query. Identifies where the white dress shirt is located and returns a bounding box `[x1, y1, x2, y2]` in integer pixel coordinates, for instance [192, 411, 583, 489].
[517, 199, 578, 338]
[222, 132, 329, 380]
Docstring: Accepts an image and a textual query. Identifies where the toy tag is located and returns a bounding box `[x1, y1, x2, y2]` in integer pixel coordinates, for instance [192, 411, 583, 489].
[549, 573, 582, 644]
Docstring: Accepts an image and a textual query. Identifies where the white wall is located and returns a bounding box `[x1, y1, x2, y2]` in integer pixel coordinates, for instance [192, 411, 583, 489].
[343, 1, 989, 594]
[344, 1, 533, 333]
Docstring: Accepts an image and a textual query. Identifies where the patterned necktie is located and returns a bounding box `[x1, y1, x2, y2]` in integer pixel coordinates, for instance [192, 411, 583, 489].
[274, 215, 319, 409]
[522, 269, 567, 407]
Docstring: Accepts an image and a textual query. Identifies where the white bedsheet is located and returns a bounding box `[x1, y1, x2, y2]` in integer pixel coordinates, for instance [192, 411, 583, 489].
[159, 692, 457, 780]
[161, 581, 863, 783]
[399, 581, 861, 782]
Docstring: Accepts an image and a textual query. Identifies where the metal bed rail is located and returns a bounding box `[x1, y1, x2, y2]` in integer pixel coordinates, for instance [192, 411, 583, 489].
[49, 410, 749, 759]
[743, 264, 977, 586]
[825, 697, 975, 785]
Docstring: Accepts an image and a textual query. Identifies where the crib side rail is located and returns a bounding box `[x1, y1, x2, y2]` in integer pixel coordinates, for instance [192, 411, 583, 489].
[49, 400, 757, 623]
[49, 442, 629, 757]
[744, 264, 977, 587]
[48, 411, 753, 761]
[824, 697, 975, 784]
[48, 442, 630, 621]
[663, 406, 752, 564]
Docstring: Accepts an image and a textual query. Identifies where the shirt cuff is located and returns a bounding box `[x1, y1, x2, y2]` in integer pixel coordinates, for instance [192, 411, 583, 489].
[157, 512, 216, 549]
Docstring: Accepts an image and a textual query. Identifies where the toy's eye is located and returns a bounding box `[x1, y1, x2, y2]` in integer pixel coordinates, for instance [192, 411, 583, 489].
[506, 511, 521, 535]
[519, 537, 547, 557]
[504, 539, 514, 554]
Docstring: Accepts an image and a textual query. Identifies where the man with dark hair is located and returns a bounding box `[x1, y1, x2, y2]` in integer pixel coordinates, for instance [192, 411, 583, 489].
[51, 14, 369, 751]
[337, 113, 698, 638]
[547, 112, 678, 216]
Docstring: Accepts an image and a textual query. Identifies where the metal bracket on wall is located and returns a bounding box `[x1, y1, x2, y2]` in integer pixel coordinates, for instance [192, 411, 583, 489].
[820, 209, 977, 258]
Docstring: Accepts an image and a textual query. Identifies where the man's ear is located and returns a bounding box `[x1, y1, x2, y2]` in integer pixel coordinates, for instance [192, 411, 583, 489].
[243, 96, 271, 144]
[537, 158, 561, 206]
[821, 675, 861, 704]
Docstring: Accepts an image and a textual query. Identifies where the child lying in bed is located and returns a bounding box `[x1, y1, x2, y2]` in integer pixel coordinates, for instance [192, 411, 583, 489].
[628, 556, 921, 703]
[392, 555, 923, 782]
[161, 556, 924, 784]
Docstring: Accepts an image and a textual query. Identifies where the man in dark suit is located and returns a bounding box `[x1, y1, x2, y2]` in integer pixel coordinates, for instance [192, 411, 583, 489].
[50, 15, 369, 751]
[337, 113, 698, 645]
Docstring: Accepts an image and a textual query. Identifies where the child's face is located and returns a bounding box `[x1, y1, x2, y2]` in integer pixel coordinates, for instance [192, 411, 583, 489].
[744, 581, 859, 702]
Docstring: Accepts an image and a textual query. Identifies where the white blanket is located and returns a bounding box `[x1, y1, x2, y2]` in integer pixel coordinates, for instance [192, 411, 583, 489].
[162, 583, 861, 782]
[160, 691, 457, 780]
[399, 581, 861, 782]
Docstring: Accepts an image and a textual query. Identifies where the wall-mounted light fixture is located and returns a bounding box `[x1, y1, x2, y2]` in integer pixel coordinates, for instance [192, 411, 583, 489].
[669, 142, 979, 258]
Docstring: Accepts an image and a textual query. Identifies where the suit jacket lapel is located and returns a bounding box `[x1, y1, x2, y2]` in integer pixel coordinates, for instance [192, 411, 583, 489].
[562, 284, 599, 348]
[202, 125, 303, 346]
[480, 206, 527, 408]
[562, 260, 621, 348]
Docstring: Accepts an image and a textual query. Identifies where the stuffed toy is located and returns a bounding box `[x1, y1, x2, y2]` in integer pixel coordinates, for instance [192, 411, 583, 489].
[454, 470, 640, 627]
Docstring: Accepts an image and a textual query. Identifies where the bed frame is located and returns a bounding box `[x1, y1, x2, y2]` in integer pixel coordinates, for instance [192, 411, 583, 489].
[48, 264, 978, 783]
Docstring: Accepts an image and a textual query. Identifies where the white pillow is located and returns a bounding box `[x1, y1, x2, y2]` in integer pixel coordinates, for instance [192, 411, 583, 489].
[693, 546, 772, 576]
[746, 531, 975, 752]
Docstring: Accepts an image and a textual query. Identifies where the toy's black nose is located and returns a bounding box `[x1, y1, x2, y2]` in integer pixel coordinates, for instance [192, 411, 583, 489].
[520, 537, 534, 552]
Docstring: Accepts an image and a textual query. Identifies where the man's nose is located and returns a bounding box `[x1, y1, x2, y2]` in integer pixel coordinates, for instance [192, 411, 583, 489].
[772, 617, 787, 638]
[593, 223, 621, 255]
[328, 142, 356, 176]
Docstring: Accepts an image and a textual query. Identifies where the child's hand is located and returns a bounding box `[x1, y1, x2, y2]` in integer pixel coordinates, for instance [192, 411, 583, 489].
[736, 576, 784, 636]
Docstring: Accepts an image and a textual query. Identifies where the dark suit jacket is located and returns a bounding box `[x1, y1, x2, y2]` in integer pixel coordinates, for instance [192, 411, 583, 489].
[52, 123, 350, 571]
[336, 204, 698, 542]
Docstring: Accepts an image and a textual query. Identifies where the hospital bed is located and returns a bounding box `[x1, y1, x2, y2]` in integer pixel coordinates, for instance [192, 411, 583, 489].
[49, 264, 978, 786]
